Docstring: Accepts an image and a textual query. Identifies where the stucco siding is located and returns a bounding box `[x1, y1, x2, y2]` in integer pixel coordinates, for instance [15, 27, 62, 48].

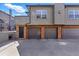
[15, 16, 29, 25]
[54, 3, 64, 24]
[30, 6, 54, 25]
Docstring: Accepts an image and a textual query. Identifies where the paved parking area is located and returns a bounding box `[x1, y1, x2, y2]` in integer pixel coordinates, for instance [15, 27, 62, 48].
[17, 39, 79, 56]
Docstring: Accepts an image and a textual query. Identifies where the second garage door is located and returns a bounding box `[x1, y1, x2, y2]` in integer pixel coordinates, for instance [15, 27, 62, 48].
[28, 27, 40, 39]
[45, 27, 56, 39]
[63, 29, 79, 39]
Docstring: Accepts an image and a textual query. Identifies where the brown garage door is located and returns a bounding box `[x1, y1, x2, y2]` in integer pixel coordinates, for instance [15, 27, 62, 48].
[45, 27, 56, 39]
[28, 27, 40, 39]
[62, 29, 79, 39]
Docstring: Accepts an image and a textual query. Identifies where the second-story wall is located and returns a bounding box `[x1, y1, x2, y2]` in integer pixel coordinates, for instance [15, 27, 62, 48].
[54, 3, 65, 25]
[65, 6, 79, 25]
[14, 16, 29, 25]
[30, 6, 54, 25]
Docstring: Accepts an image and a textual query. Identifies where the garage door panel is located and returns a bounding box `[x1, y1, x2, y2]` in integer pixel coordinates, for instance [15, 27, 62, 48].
[28, 27, 40, 39]
[45, 28, 56, 39]
[63, 29, 79, 39]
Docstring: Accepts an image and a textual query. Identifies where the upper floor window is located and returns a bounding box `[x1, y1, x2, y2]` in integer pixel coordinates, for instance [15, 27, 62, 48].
[68, 10, 79, 20]
[36, 10, 47, 19]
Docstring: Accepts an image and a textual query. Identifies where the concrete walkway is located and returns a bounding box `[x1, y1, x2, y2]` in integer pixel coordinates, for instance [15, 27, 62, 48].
[16, 39, 79, 56]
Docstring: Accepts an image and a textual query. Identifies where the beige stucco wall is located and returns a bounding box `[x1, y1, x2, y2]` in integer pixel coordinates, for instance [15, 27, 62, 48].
[30, 6, 54, 25]
[64, 7, 79, 25]
[54, 3, 64, 25]
[15, 16, 29, 25]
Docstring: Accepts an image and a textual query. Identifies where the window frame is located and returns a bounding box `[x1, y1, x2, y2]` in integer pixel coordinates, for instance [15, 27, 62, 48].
[36, 10, 47, 19]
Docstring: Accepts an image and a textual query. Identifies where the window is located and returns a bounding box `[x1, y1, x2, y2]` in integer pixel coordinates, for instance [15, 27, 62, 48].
[68, 10, 79, 20]
[36, 10, 47, 19]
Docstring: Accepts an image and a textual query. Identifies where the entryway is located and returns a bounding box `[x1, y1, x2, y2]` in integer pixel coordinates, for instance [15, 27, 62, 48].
[19, 26, 24, 38]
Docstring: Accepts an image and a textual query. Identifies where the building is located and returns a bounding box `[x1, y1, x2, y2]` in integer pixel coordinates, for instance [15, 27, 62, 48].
[15, 3, 79, 39]
[0, 10, 15, 31]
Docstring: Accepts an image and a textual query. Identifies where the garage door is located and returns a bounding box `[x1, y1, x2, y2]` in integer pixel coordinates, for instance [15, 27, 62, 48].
[45, 27, 56, 39]
[19, 26, 24, 38]
[28, 27, 40, 39]
[63, 29, 79, 39]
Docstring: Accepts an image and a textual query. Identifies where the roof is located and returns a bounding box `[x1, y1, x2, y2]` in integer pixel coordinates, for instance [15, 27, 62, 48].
[65, 3, 79, 7]
[65, 3, 79, 5]
[0, 10, 14, 18]
[15, 16, 29, 17]
[26, 3, 79, 7]
[26, 3, 54, 7]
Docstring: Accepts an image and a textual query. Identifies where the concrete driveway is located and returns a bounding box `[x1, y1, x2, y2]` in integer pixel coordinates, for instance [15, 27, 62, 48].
[17, 39, 79, 56]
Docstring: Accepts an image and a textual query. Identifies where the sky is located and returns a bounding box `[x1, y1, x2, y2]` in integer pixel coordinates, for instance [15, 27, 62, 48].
[0, 3, 29, 16]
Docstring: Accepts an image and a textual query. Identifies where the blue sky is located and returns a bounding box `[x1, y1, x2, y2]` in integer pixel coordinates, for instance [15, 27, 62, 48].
[0, 3, 29, 16]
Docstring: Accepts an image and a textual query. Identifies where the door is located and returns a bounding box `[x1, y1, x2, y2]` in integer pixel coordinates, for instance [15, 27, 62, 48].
[63, 29, 79, 39]
[19, 26, 24, 38]
[28, 26, 40, 39]
[45, 27, 56, 39]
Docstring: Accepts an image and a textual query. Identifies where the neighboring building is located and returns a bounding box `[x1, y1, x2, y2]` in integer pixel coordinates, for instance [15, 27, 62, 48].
[0, 10, 15, 31]
[15, 3, 79, 39]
